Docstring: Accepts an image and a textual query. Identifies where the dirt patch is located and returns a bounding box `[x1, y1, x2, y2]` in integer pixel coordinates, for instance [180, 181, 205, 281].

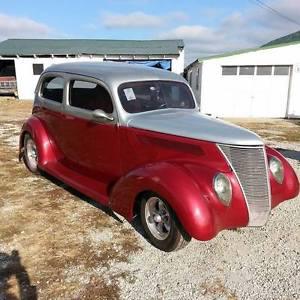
[0, 98, 33, 123]
[200, 278, 238, 300]
[1, 100, 299, 300]
[226, 118, 300, 143]
[0, 99, 142, 299]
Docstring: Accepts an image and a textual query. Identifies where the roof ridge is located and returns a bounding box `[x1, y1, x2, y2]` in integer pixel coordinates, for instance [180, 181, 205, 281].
[0, 38, 184, 56]
[262, 30, 300, 47]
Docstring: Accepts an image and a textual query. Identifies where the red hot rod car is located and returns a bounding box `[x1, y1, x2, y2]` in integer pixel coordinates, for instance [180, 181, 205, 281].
[20, 62, 299, 251]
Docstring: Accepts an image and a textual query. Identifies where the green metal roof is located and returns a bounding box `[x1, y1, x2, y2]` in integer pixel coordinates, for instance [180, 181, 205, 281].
[0, 39, 184, 56]
[262, 30, 300, 47]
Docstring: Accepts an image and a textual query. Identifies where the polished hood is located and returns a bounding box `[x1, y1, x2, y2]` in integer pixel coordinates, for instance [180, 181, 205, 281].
[127, 109, 263, 146]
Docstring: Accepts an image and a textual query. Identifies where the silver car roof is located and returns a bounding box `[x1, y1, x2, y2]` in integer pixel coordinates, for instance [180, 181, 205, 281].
[44, 61, 186, 85]
[40, 62, 263, 146]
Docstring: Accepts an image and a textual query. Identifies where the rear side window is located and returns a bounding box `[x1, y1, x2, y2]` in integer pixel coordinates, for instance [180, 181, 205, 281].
[41, 77, 64, 103]
[69, 80, 113, 113]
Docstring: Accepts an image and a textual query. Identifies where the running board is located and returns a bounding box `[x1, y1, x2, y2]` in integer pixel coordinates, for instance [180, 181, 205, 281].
[41, 161, 109, 205]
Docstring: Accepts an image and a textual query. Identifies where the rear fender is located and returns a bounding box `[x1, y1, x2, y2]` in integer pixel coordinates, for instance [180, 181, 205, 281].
[19, 116, 62, 167]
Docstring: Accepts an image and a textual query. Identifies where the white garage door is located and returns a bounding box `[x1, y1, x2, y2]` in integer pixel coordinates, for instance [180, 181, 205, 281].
[218, 65, 291, 118]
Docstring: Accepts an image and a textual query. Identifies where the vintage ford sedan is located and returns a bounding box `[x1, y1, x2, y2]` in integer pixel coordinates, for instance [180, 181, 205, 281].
[20, 62, 299, 251]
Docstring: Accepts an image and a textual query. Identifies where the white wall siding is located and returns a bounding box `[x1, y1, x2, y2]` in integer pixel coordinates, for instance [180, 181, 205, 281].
[11, 53, 184, 100]
[188, 43, 300, 118]
[14, 56, 104, 100]
[287, 64, 300, 117]
[171, 49, 184, 75]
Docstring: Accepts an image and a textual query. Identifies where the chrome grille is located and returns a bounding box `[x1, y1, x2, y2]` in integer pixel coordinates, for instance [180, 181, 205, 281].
[218, 144, 271, 226]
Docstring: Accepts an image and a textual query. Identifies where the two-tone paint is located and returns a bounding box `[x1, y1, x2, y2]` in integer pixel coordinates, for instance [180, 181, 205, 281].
[20, 62, 299, 241]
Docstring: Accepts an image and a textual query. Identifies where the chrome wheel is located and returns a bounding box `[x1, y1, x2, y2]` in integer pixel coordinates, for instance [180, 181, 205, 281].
[140, 193, 191, 251]
[25, 136, 38, 172]
[144, 196, 171, 240]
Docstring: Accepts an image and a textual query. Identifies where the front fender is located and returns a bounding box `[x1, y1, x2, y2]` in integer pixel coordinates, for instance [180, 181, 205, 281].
[266, 146, 299, 208]
[19, 116, 62, 168]
[110, 161, 249, 241]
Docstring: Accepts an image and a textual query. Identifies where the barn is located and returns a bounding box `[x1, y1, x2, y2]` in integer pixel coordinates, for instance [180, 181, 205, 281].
[185, 31, 300, 118]
[0, 39, 184, 100]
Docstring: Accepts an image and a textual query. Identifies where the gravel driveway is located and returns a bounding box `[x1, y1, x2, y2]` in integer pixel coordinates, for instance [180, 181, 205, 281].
[0, 99, 299, 300]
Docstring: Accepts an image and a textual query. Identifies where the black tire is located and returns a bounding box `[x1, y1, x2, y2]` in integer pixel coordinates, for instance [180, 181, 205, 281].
[140, 193, 191, 252]
[23, 134, 40, 174]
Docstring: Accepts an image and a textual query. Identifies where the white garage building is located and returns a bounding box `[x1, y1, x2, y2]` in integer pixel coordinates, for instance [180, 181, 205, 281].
[0, 39, 184, 100]
[185, 31, 300, 118]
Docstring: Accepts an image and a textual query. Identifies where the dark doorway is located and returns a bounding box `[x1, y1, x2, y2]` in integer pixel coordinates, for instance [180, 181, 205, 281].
[0, 60, 18, 97]
[0, 60, 16, 77]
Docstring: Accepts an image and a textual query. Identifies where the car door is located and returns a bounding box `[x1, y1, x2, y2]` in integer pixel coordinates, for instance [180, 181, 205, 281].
[37, 74, 67, 158]
[60, 76, 121, 182]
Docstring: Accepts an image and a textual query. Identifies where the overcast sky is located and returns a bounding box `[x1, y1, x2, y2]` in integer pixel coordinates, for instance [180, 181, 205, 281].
[0, 0, 299, 64]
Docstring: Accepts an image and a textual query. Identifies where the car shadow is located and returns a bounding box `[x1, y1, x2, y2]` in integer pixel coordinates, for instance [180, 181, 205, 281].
[0, 250, 37, 300]
[276, 148, 300, 163]
[40, 171, 148, 239]
[40, 171, 124, 224]
[130, 216, 147, 238]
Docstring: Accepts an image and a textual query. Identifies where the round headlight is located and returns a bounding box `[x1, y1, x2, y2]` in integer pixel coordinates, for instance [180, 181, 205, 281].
[269, 156, 284, 184]
[213, 173, 232, 206]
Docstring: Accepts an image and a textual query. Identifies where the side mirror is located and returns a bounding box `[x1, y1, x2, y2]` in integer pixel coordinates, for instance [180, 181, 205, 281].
[92, 109, 114, 122]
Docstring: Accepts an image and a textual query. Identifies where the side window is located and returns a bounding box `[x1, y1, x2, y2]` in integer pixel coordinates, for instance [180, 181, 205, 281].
[69, 80, 113, 114]
[239, 66, 255, 75]
[274, 66, 290, 76]
[41, 76, 64, 103]
[257, 66, 272, 75]
[33, 64, 44, 75]
[222, 66, 237, 76]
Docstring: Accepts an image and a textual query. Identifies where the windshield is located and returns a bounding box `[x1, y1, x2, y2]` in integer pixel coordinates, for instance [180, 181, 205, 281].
[118, 81, 195, 113]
